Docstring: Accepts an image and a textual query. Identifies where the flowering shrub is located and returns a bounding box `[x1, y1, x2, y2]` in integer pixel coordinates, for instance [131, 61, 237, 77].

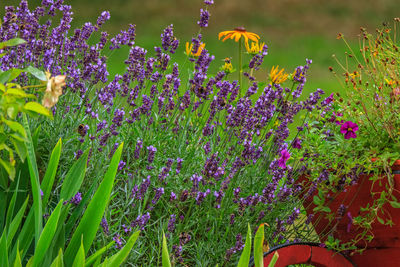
[0, 0, 325, 264]
[295, 18, 400, 253]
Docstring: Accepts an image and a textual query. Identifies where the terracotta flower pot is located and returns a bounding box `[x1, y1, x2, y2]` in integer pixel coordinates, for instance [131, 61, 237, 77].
[299, 160, 400, 267]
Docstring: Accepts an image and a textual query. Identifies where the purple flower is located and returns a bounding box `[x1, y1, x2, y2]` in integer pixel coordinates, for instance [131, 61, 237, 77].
[347, 212, 353, 233]
[176, 157, 183, 174]
[292, 138, 302, 149]
[340, 121, 358, 139]
[197, 9, 210, 28]
[70, 192, 82, 205]
[101, 217, 109, 235]
[113, 234, 123, 249]
[167, 214, 176, 232]
[278, 149, 290, 169]
[204, 0, 214, 4]
[147, 145, 157, 164]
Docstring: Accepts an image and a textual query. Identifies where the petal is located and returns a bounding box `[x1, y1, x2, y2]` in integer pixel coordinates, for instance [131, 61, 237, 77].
[222, 33, 233, 42]
[218, 31, 233, 40]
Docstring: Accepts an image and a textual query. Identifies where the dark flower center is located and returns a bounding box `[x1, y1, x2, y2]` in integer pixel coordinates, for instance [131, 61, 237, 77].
[234, 26, 246, 32]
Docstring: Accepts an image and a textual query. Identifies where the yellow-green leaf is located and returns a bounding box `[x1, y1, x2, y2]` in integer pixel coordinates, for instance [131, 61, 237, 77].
[24, 102, 52, 118]
[2, 118, 26, 138]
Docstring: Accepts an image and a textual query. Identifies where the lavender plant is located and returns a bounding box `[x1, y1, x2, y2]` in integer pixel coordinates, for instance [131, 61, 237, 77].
[0, 0, 325, 265]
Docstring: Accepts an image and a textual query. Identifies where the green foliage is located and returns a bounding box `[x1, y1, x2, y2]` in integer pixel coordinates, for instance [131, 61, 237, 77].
[162, 231, 172, 267]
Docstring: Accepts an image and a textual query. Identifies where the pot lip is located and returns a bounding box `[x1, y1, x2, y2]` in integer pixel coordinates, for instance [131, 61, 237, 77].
[371, 158, 400, 170]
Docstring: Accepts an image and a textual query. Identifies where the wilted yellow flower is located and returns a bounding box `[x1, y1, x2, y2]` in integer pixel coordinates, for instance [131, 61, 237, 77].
[42, 71, 66, 108]
[185, 42, 205, 57]
[269, 66, 288, 84]
[220, 57, 235, 74]
[218, 27, 260, 44]
[245, 41, 265, 54]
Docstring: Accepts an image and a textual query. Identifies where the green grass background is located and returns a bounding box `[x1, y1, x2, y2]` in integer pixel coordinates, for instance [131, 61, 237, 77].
[1, 0, 398, 95]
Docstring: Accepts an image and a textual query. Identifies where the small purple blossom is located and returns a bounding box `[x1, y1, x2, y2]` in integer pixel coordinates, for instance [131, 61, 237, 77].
[101, 217, 109, 235]
[167, 214, 176, 232]
[70, 192, 82, 205]
[197, 9, 210, 28]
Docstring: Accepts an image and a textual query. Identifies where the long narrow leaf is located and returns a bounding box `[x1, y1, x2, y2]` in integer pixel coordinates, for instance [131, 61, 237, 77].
[72, 236, 85, 267]
[59, 149, 89, 201]
[13, 242, 22, 267]
[49, 249, 64, 267]
[268, 252, 279, 267]
[107, 231, 140, 266]
[254, 224, 265, 267]
[84, 241, 115, 267]
[0, 231, 9, 267]
[162, 231, 171, 267]
[237, 224, 252, 267]
[32, 199, 63, 267]
[64, 143, 123, 265]
[5, 178, 19, 233]
[41, 139, 62, 206]
[22, 114, 42, 245]
[7, 196, 29, 247]
[12, 209, 34, 261]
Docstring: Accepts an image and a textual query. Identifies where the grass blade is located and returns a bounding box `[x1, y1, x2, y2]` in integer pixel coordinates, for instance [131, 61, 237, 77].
[254, 224, 265, 267]
[107, 230, 140, 266]
[268, 251, 279, 267]
[7, 196, 29, 248]
[50, 249, 64, 267]
[162, 231, 171, 267]
[41, 138, 62, 206]
[72, 236, 85, 267]
[22, 114, 42, 245]
[237, 224, 252, 267]
[13, 242, 22, 267]
[32, 200, 63, 267]
[84, 241, 115, 267]
[59, 148, 89, 201]
[0, 231, 9, 267]
[64, 143, 123, 265]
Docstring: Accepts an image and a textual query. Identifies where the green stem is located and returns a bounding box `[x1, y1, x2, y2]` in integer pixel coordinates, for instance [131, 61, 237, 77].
[238, 40, 242, 98]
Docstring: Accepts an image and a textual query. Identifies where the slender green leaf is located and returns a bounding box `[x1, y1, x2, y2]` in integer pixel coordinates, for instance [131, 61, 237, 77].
[22, 114, 42, 246]
[267, 251, 279, 267]
[0, 231, 8, 267]
[50, 249, 64, 267]
[59, 148, 89, 201]
[32, 200, 63, 266]
[107, 231, 140, 266]
[72, 236, 85, 267]
[84, 241, 115, 267]
[162, 231, 171, 267]
[24, 66, 46, 81]
[5, 179, 19, 232]
[237, 224, 252, 267]
[41, 139, 62, 206]
[7, 196, 29, 247]
[12, 210, 33, 261]
[64, 143, 123, 265]
[12, 242, 22, 267]
[32, 125, 41, 152]
[254, 224, 265, 267]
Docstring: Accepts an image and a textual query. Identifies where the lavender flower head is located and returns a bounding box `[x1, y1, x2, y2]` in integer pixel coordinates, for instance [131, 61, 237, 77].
[197, 9, 210, 28]
[147, 145, 157, 164]
[70, 192, 82, 205]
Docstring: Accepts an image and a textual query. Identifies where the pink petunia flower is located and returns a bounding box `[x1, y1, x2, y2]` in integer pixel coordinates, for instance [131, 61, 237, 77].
[278, 149, 290, 168]
[340, 121, 358, 139]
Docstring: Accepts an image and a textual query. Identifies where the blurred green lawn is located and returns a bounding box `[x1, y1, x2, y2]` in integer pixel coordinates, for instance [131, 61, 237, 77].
[1, 0, 398, 95]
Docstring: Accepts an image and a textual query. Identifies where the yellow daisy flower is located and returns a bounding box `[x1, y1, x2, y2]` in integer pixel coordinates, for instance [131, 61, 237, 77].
[269, 66, 288, 84]
[218, 27, 260, 44]
[245, 41, 265, 55]
[185, 42, 205, 57]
